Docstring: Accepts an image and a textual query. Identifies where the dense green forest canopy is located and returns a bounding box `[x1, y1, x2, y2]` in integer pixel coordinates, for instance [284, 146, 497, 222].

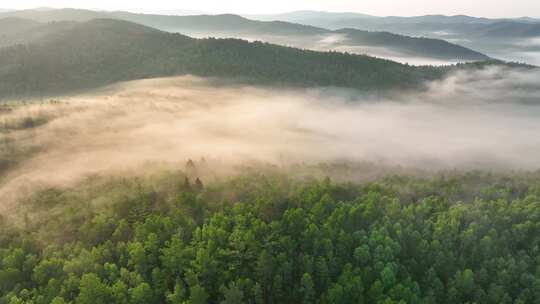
[1, 163, 540, 304]
[0, 18, 518, 100]
[2, 7, 540, 304]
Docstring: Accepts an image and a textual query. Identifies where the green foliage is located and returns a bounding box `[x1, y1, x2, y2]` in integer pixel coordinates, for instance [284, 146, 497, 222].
[220, 282, 244, 304]
[76, 273, 113, 304]
[301, 273, 315, 304]
[2, 169, 540, 303]
[189, 285, 209, 304]
[0, 19, 462, 99]
[337, 28, 487, 60]
[0, 10, 490, 62]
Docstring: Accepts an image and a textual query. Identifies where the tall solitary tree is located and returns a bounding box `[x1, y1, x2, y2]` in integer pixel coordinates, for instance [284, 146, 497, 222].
[195, 178, 204, 192]
[186, 159, 196, 174]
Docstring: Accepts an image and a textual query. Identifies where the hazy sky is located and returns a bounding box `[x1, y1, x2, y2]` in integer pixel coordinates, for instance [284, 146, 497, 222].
[5, 0, 540, 17]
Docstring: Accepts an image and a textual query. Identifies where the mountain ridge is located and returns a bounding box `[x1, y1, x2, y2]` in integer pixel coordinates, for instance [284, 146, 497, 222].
[0, 8, 490, 62]
[0, 18, 482, 99]
[249, 10, 539, 25]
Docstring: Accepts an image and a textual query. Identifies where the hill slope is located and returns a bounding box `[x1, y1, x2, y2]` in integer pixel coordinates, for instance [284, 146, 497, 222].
[0, 9, 327, 35]
[335, 28, 486, 60]
[0, 17, 40, 35]
[245, 11, 540, 65]
[250, 11, 540, 35]
[0, 9, 489, 62]
[112, 12, 327, 36]
[0, 7, 105, 22]
[5, 8, 539, 39]
[330, 19, 540, 40]
[0, 18, 77, 47]
[249, 11, 503, 26]
[0, 19, 453, 99]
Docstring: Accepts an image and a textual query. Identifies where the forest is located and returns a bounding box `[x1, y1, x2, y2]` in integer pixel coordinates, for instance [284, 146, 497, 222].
[1, 4, 540, 304]
[1, 162, 540, 304]
[0, 9, 490, 64]
[0, 18, 514, 99]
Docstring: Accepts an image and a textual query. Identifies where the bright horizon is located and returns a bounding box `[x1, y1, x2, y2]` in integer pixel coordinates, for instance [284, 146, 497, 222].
[4, 0, 540, 18]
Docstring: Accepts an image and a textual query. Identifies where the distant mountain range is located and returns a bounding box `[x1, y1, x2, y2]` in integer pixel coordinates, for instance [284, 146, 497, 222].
[5, 9, 539, 38]
[330, 19, 540, 40]
[0, 18, 516, 100]
[247, 11, 540, 42]
[247, 11, 378, 25]
[248, 11, 540, 65]
[135, 9, 207, 16]
[249, 10, 540, 32]
[0, 8, 489, 63]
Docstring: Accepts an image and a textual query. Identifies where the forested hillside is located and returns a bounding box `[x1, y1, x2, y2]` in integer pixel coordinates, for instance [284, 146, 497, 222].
[1, 166, 540, 304]
[0, 18, 40, 38]
[2, 4, 540, 304]
[336, 29, 487, 60]
[0, 18, 76, 47]
[248, 11, 515, 28]
[0, 8, 490, 63]
[0, 19, 450, 99]
[254, 11, 540, 39]
[111, 12, 327, 36]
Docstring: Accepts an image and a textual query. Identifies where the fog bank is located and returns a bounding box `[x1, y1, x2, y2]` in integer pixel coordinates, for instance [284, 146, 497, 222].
[1, 66, 540, 209]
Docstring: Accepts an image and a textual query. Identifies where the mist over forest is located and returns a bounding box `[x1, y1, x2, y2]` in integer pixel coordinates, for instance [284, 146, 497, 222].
[2, 66, 540, 204]
[2, 5, 540, 304]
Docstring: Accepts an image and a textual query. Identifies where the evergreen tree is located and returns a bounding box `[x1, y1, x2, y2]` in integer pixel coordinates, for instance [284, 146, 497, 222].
[183, 177, 192, 191]
[301, 273, 315, 304]
[189, 285, 208, 304]
[195, 178, 204, 192]
[220, 282, 244, 304]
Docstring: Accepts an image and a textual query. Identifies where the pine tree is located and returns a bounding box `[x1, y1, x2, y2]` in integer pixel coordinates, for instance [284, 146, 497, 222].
[186, 159, 196, 173]
[301, 273, 315, 304]
[183, 177, 192, 191]
[189, 285, 208, 304]
[195, 178, 204, 192]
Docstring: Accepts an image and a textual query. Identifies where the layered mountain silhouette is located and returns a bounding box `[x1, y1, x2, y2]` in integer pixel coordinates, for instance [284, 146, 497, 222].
[0, 8, 489, 62]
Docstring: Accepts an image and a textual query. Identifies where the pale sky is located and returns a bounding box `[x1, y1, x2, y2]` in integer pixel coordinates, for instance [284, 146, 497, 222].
[4, 0, 540, 18]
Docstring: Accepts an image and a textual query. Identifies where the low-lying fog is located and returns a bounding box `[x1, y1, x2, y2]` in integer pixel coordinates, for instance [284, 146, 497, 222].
[186, 32, 465, 66]
[1, 66, 540, 209]
[488, 39, 540, 66]
[429, 32, 540, 66]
